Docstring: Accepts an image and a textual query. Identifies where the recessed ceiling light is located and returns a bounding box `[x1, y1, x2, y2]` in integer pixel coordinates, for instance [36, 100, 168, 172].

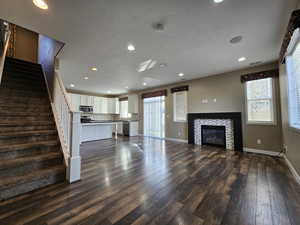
[84, 76, 89, 80]
[91, 67, 98, 71]
[143, 82, 147, 86]
[125, 86, 129, 89]
[127, 44, 135, 52]
[238, 57, 246, 62]
[70, 84, 75, 88]
[33, 0, 48, 10]
[107, 90, 112, 94]
[214, 0, 224, 3]
[178, 73, 184, 77]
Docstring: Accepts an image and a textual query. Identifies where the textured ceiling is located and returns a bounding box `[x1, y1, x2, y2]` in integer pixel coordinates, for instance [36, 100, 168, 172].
[0, 0, 298, 94]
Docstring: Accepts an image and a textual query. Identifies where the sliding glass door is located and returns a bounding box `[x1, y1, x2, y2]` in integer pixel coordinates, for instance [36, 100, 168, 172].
[143, 96, 165, 138]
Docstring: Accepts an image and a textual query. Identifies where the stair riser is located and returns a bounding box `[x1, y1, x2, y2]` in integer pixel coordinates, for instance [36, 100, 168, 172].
[0, 98, 49, 105]
[0, 134, 58, 145]
[0, 116, 53, 123]
[1, 71, 43, 81]
[0, 83, 47, 92]
[0, 157, 63, 177]
[0, 125, 56, 133]
[0, 172, 65, 201]
[0, 145, 60, 160]
[4, 67, 43, 76]
[1, 80, 45, 89]
[1, 74, 44, 83]
[0, 89, 47, 98]
[4, 60, 42, 69]
[0, 106, 51, 113]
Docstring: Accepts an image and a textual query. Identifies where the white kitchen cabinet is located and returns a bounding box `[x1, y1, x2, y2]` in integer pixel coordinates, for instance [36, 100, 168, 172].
[69, 93, 81, 112]
[93, 97, 106, 114]
[128, 94, 139, 114]
[81, 123, 113, 142]
[80, 95, 94, 106]
[107, 98, 119, 114]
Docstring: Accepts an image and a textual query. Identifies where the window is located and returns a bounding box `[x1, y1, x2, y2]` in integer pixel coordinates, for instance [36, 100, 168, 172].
[120, 100, 131, 118]
[286, 28, 300, 131]
[245, 78, 275, 124]
[143, 96, 165, 138]
[173, 91, 187, 122]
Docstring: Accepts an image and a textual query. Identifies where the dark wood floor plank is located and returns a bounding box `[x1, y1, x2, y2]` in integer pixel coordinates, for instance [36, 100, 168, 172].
[0, 137, 299, 225]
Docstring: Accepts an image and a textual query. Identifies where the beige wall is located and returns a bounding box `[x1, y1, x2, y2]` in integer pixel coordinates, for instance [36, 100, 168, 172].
[15, 26, 38, 63]
[135, 62, 283, 152]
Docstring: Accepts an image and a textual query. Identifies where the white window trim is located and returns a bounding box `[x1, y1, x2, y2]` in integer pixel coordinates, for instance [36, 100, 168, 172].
[173, 91, 188, 123]
[244, 78, 277, 126]
[286, 28, 300, 132]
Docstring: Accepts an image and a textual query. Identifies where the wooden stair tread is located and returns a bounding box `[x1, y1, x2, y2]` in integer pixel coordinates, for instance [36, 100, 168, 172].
[0, 140, 59, 152]
[0, 121, 54, 126]
[0, 130, 57, 138]
[0, 165, 65, 189]
[0, 152, 62, 169]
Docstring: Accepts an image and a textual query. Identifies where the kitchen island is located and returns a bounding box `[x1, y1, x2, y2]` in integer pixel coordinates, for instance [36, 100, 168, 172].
[81, 122, 118, 143]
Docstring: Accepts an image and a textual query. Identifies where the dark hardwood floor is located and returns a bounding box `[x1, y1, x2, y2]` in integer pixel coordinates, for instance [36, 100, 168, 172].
[0, 137, 300, 225]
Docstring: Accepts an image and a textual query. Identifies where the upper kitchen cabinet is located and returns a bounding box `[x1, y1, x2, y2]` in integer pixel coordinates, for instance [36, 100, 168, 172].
[80, 95, 94, 106]
[68, 93, 81, 112]
[107, 98, 119, 114]
[94, 97, 108, 114]
[128, 94, 139, 114]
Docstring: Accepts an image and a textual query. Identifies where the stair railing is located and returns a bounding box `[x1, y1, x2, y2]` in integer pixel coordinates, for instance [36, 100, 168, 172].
[51, 71, 81, 183]
[0, 21, 11, 84]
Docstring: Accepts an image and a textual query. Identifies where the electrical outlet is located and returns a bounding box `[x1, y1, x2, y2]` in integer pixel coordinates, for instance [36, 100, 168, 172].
[257, 139, 262, 145]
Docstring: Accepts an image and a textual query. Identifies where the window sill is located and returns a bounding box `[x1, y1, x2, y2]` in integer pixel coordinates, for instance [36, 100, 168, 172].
[288, 126, 300, 134]
[246, 121, 277, 126]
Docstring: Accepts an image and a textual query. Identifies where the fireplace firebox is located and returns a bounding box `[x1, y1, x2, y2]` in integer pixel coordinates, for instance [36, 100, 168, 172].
[201, 125, 226, 148]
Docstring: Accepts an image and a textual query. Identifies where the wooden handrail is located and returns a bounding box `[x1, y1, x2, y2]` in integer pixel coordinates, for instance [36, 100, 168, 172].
[0, 30, 11, 84]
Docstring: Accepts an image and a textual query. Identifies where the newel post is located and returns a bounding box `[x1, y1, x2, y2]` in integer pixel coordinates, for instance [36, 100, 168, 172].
[67, 112, 81, 183]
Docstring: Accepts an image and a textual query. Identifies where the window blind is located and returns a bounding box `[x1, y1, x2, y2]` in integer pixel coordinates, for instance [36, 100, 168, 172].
[287, 39, 300, 130]
[173, 91, 187, 122]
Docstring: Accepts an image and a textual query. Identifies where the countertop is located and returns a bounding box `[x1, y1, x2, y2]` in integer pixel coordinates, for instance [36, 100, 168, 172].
[81, 120, 139, 125]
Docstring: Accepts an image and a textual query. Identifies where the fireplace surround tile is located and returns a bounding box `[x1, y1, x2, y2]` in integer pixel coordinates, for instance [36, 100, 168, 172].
[188, 112, 243, 152]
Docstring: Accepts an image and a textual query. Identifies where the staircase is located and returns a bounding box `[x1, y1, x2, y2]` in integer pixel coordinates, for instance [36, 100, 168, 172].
[0, 57, 66, 201]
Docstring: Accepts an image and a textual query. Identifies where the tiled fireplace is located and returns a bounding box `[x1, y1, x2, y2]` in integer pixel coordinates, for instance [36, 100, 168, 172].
[188, 113, 243, 152]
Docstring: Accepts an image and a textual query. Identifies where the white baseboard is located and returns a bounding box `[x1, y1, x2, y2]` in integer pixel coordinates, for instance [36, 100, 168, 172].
[284, 155, 300, 185]
[243, 148, 280, 156]
[140, 135, 188, 143]
[164, 137, 188, 143]
[243, 148, 300, 185]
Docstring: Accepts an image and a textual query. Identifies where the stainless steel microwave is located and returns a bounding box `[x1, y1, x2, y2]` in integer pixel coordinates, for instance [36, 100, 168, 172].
[79, 105, 93, 113]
